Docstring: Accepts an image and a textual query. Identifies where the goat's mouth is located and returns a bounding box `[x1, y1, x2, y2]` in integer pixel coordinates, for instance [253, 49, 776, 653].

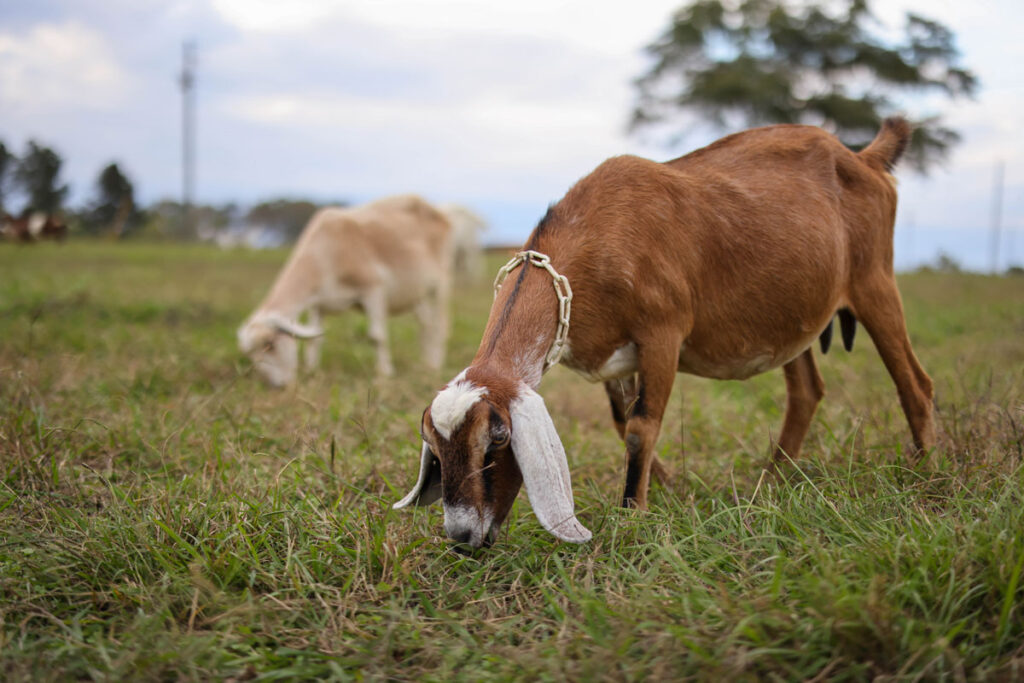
[444, 506, 500, 551]
[450, 524, 499, 554]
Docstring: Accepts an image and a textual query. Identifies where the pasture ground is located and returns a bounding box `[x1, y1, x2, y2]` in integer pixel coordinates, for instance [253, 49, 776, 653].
[1, 242, 1023, 680]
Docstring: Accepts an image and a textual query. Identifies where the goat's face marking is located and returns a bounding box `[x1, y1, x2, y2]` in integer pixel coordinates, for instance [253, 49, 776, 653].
[423, 393, 522, 550]
[396, 374, 591, 549]
[430, 373, 487, 440]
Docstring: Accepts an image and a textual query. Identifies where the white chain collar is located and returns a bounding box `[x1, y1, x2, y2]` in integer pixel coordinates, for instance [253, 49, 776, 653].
[493, 250, 573, 372]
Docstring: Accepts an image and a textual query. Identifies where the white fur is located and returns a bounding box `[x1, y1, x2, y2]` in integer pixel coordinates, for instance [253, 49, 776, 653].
[393, 442, 441, 509]
[568, 342, 638, 383]
[443, 504, 495, 547]
[509, 383, 592, 543]
[239, 196, 452, 385]
[513, 336, 546, 388]
[431, 375, 487, 440]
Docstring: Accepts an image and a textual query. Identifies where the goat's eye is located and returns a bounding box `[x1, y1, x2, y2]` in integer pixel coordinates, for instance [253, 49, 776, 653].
[490, 431, 509, 449]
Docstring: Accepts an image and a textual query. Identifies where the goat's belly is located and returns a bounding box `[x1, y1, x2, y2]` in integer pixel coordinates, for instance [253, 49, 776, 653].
[677, 336, 816, 380]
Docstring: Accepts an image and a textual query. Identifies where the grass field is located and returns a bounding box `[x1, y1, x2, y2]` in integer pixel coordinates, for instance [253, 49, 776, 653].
[1, 241, 1023, 681]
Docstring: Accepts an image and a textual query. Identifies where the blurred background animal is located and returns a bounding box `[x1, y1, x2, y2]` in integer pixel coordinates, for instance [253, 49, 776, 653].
[1, 212, 67, 242]
[238, 195, 452, 386]
[439, 203, 487, 282]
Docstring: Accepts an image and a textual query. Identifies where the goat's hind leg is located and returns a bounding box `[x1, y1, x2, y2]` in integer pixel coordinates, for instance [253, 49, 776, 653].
[772, 348, 825, 464]
[850, 276, 935, 454]
[604, 377, 636, 440]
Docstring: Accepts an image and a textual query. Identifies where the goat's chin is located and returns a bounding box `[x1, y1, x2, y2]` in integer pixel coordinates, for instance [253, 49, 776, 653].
[451, 523, 499, 554]
[257, 370, 293, 389]
[444, 505, 500, 550]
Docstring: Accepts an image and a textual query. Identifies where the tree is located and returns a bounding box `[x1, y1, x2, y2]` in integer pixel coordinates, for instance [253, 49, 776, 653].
[83, 163, 140, 237]
[14, 141, 69, 214]
[0, 140, 14, 216]
[631, 0, 977, 171]
[146, 199, 235, 240]
[246, 199, 323, 242]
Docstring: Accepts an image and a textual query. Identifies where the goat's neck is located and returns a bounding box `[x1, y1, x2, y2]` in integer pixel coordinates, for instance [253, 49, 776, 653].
[473, 273, 558, 390]
[258, 252, 322, 320]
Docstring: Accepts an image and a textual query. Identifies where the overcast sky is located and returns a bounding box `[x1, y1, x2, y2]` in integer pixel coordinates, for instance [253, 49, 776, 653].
[1, 0, 1021, 269]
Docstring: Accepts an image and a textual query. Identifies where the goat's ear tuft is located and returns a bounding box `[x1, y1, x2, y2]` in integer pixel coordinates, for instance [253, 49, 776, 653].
[394, 443, 442, 509]
[509, 385, 592, 543]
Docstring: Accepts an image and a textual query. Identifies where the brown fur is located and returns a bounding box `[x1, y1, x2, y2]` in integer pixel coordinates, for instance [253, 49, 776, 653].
[2, 213, 67, 242]
[456, 117, 934, 513]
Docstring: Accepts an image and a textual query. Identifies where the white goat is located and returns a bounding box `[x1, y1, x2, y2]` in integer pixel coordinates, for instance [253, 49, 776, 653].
[238, 195, 452, 386]
[439, 203, 487, 281]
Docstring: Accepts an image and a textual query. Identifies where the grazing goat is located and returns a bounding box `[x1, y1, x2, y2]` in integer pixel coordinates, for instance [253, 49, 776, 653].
[238, 195, 452, 386]
[439, 203, 487, 281]
[395, 118, 935, 549]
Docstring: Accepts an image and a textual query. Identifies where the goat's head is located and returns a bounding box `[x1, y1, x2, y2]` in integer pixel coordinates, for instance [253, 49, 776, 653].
[395, 369, 592, 550]
[237, 312, 322, 388]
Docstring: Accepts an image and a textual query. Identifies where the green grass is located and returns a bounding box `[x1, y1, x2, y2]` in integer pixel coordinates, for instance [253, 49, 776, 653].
[1, 241, 1023, 680]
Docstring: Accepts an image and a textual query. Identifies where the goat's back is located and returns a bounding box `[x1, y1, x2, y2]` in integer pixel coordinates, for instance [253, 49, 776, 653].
[258, 195, 452, 314]
[531, 124, 904, 378]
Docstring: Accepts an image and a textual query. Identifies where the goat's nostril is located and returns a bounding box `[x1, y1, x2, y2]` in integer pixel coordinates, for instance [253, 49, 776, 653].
[451, 529, 473, 546]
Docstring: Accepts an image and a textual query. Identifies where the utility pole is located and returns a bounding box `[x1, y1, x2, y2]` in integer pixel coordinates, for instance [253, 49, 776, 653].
[180, 41, 196, 239]
[989, 160, 1004, 274]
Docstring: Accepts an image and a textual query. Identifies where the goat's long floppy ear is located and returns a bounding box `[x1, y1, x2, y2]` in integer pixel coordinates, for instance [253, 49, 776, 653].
[509, 386, 592, 543]
[393, 443, 442, 509]
[267, 313, 323, 340]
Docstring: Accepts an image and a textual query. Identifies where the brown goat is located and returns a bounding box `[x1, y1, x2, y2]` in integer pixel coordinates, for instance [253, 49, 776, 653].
[395, 118, 935, 549]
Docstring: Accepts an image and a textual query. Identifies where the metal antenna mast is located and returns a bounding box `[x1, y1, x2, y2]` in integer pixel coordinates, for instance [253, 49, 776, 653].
[180, 41, 197, 238]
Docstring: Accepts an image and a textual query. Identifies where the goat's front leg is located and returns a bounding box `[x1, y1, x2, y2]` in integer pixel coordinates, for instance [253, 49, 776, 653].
[621, 333, 682, 509]
[772, 347, 825, 463]
[302, 308, 324, 372]
[362, 287, 394, 377]
[605, 376, 670, 487]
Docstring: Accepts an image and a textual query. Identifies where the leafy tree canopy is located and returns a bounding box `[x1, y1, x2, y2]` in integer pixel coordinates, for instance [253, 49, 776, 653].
[147, 199, 236, 240]
[246, 199, 326, 242]
[0, 141, 14, 216]
[82, 163, 141, 237]
[631, 0, 977, 171]
[14, 141, 69, 214]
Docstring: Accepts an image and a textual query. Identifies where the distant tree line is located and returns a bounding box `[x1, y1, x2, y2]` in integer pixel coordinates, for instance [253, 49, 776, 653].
[0, 136, 345, 243]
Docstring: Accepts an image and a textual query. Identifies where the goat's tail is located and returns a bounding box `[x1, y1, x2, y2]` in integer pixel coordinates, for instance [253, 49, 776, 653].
[859, 117, 913, 172]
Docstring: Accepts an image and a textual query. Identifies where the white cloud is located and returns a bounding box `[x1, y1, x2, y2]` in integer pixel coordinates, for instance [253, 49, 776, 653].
[0, 21, 130, 111]
[210, 0, 679, 55]
[209, 0, 337, 33]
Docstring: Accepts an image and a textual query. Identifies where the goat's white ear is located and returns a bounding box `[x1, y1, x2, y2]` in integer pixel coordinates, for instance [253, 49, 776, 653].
[509, 386, 592, 543]
[393, 443, 442, 509]
[273, 318, 324, 339]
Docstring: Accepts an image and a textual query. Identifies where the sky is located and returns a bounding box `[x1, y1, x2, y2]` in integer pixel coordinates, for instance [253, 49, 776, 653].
[1, 0, 1022, 270]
